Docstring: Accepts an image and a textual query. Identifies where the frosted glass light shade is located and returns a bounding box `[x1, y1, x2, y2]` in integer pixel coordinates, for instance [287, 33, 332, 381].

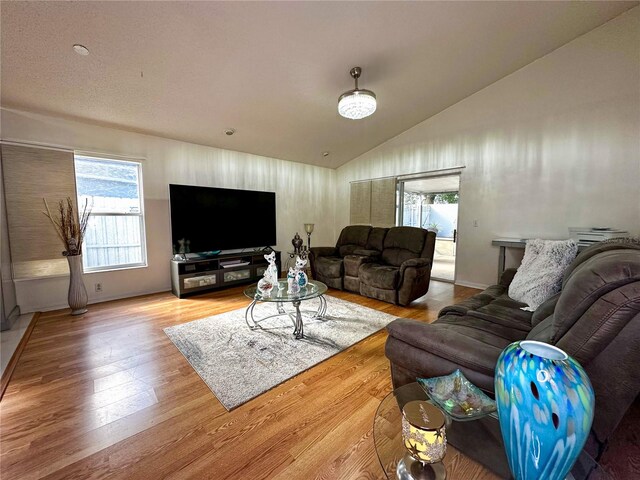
[338, 90, 377, 119]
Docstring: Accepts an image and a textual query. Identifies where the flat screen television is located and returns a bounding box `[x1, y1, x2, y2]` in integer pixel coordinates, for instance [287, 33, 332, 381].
[169, 184, 276, 254]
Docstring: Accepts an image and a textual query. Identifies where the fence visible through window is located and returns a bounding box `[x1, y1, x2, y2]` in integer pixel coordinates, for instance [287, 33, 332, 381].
[74, 155, 147, 272]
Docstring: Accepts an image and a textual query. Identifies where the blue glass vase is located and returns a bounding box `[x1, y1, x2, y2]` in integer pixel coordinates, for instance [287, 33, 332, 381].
[494, 340, 594, 480]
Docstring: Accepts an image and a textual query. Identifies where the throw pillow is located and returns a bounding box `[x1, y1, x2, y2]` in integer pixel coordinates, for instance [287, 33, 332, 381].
[508, 239, 578, 311]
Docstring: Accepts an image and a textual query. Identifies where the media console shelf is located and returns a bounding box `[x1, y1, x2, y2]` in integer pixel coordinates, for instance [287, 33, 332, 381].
[170, 251, 281, 298]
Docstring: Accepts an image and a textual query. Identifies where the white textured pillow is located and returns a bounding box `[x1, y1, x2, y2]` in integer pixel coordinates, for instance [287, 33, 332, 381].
[508, 239, 578, 311]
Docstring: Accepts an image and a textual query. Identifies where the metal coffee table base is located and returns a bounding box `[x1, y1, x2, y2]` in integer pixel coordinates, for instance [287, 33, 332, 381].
[245, 295, 328, 339]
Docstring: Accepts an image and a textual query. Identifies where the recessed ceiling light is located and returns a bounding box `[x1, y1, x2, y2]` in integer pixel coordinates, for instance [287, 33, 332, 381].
[224, 128, 236, 136]
[322, 151, 330, 157]
[73, 44, 90, 56]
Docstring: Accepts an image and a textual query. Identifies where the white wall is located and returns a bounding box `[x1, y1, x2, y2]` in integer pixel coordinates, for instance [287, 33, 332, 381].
[2, 8, 639, 309]
[336, 8, 640, 289]
[0, 108, 336, 312]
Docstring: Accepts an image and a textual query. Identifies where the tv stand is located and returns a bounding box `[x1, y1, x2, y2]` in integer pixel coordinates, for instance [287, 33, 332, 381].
[170, 250, 281, 298]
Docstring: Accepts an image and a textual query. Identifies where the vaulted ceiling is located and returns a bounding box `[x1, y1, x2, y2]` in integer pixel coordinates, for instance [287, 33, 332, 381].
[1, 1, 636, 168]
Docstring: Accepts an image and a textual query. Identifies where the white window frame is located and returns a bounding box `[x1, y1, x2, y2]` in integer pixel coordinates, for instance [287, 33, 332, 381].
[74, 154, 148, 273]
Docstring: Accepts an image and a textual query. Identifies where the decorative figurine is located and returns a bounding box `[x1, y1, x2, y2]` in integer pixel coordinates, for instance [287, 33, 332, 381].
[258, 251, 280, 293]
[291, 232, 303, 254]
[294, 256, 308, 288]
[178, 238, 191, 254]
[287, 256, 308, 294]
[287, 267, 300, 295]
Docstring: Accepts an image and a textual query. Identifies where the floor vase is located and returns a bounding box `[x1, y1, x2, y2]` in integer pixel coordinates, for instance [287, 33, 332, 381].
[494, 340, 594, 480]
[67, 254, 88, 315]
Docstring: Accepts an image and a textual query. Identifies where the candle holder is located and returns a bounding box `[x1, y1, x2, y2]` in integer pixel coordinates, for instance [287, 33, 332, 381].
[398, 400, 447, 480]
[304, 223, 314, 250]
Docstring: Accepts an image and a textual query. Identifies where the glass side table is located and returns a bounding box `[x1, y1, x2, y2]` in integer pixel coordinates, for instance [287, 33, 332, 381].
[373, 382, 612, 480]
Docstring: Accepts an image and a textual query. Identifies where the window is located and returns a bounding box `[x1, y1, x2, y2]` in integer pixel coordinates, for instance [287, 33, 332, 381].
[74, 155, 147, 272]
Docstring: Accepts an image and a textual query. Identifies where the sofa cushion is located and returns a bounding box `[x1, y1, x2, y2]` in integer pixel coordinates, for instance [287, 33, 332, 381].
[435, 315, 529, 344]
[366, 227, 389, 251]
[314, 256, 343, 279]
[526, 315, 555, 343]
[353, 249, 381, 257]
[531, 292, 561, 327]
[562, 239, 640, 288]
[381, 227, 427, 267]
[467, 304, 533, 332]
[438, 284, 506, 317]
[387, 316, 527, 376]
[343, 254, 374, 277]
[553, 249, 640, 343]
[359, 263, 400, 289]
[337, 225, 371, 257]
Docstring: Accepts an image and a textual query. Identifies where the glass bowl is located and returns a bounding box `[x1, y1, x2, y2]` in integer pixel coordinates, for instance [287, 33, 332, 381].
[417, 369, 497, 421]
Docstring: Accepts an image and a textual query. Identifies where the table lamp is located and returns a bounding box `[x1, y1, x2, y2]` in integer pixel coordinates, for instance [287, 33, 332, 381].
[304, 223, 314, 249]
[398, 400, 447, 479]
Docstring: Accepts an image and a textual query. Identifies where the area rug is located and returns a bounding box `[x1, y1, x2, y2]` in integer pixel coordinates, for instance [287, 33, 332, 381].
[164, 295, 396, 410]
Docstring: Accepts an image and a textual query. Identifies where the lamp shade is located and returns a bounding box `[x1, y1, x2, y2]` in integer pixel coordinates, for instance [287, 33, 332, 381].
[304, 223, 315, 234]
[401, 400, 446, 464]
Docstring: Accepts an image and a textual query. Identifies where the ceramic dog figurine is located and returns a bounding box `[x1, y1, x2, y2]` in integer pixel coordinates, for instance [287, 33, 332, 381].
[258, 251, 280, 293]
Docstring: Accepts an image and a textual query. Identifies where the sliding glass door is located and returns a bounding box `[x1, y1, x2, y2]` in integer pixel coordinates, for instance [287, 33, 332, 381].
[397, 174, 460, 282]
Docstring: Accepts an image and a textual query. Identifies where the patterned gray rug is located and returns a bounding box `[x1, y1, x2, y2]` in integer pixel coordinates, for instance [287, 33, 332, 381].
[164, 295, 396, 410]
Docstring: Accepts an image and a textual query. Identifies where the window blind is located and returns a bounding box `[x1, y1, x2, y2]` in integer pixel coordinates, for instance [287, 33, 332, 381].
[1, 144, 77, 279]
[349, 177, 397, 227]
[349, 180, 372, 225]
[370, 177, 396, 227]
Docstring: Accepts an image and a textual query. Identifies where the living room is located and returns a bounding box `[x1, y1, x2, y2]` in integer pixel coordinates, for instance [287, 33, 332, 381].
[1, 2, 639, 479]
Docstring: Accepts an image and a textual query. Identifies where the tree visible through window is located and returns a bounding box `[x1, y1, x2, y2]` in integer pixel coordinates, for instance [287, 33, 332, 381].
[74, 155, 147, 271]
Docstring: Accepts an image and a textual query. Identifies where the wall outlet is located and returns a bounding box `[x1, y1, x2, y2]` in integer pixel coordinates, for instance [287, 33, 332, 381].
[95, 283, 103, 293]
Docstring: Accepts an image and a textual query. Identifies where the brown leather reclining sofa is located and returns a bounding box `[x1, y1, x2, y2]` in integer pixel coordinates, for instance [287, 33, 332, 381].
[385, 240, 640, 456]
[310, 225, 436, 306]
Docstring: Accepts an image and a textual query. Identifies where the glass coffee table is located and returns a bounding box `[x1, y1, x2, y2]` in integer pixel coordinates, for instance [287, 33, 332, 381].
[243, 279, 327, 339]
[374, 382, 611, 480]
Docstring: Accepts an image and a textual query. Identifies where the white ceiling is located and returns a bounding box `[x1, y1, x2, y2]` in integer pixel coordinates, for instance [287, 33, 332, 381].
[1, 1, 636, 168]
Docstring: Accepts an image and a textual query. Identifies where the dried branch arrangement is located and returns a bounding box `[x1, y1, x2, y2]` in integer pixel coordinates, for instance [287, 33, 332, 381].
[42, 197, 92, 256]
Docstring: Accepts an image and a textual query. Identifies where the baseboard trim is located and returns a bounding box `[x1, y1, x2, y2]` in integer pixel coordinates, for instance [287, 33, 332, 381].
[0, 312, 40, 401]
[20, 287, 171, 313]
[454, 280, 490, 290]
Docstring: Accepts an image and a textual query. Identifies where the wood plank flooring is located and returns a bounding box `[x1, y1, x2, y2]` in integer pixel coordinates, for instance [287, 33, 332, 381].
[0, 282, 633, 479]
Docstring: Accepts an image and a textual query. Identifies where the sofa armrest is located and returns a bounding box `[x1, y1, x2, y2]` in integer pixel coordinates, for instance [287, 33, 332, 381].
[397, 258, 434, 306]
[400, 257, 432, 275]
[499, 267, 518, 287]
[310, 246, 337, 258]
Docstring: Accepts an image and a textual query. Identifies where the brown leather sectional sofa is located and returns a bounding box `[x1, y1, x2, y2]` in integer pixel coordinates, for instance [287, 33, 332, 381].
[385, 240, 640, 455]
[310, 225, 436, 306]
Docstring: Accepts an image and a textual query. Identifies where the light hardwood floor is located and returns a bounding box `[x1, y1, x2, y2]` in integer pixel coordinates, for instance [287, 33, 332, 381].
[0, 282, 515, 478]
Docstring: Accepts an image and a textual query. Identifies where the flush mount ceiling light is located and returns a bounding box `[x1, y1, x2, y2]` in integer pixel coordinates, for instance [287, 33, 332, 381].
[73, 44, 90, 56]
[338, 67, 376, 120]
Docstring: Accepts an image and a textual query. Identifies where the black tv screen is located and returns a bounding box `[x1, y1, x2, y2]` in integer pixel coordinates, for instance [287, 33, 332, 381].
[169, 184, 276, 253]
